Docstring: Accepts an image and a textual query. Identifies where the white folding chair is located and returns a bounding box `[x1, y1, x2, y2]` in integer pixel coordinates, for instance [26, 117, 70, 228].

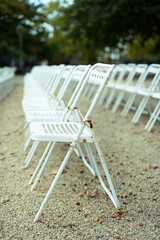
[144, 82, 160, 131]
[24, 65, 91, 167]
[27, 63, 120, 222]
[97, 64, 127, 107]
[104, 64, 127, 108]
[23, 65, 61, 101]
[23, 65, 75, 150]
[111, 64, 146, 113]
[23, 65, 73, 112]
[121, 64, 148, 117]
[131, 64, 160, 123]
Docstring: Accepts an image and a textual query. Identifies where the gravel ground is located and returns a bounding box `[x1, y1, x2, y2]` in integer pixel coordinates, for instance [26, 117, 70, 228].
[0, 76, 159, 240]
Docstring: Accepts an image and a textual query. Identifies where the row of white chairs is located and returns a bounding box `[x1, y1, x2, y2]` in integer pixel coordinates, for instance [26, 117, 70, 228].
[22, 63, 120, 222]
[0, 66, 17, 101]
[84, 63, 160, 131]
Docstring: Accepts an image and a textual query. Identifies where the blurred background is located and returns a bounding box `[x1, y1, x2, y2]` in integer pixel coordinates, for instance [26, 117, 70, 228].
[0, 0, 160, 73]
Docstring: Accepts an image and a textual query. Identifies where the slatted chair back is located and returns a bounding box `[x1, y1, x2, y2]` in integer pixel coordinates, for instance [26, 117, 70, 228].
[137, 64, 160, 90]
[27, 63, 120, 222]
[111, 64, 148, 113]
[51, 64, 91, 112]
[131, 64, 160, 123]
[64, 63, 115, 122]
[131, 64, 148, 87]
[104, 64, 127, 108]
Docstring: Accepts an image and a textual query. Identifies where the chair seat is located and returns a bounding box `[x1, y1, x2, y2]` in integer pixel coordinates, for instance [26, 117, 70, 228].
[124, 85, 137, 93]
[136, 88, 152, 96]
[30, 122, 94, 142]
[151, 92, 160, 99]
[22, 97, 49, 108]
[25, 110, 77, 122]
[24, 103, 52, 111]
[23, 101, 65, 112]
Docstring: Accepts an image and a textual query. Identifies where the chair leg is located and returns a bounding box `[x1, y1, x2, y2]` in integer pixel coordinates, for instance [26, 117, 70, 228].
[104, 89, 116, 109]
[73, 146, 80, 157]
[33, 141, 76, 222]
[24, 135, 31, 151]
[81, 83, 90, 98]
[112, 92, 125, 113]
[83, 143, 97, 176]
[97, 88, 108, 106]
[24, 121, 29, 130]
[31, 142, 56, 191]
[121, 94, 136, 117]
[77, 143, 96, 176]
[93, 140, 120, 208]
[146, 101, 152, 116]
[29, 142, 52, 185]
[24, 141, 35, 163]
[132, 97, 149, 123]
[87, 85, 95, 99]
[24, 126, 30, 138]
[145, 102, 160, 131]
[25, 141, 40, 167]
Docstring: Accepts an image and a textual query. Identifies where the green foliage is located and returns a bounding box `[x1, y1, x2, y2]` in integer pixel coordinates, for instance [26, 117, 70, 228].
[0, 0, 48, 64]
[64, 0, 160, 45]
[1, 0, 160, 65]
[0, 42, 19, 66]
[47, 0, 160, 62]
[126, 35, 160, 58]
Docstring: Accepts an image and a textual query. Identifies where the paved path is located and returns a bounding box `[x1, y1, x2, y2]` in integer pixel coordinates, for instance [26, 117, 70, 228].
[0, 76, 159, 240]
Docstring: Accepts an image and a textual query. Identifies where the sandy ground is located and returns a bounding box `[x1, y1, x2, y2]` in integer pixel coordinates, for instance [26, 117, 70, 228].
[0, 76, 159, 240]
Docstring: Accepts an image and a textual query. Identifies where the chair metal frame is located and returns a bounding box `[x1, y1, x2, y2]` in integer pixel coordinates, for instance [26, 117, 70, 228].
[26, 63, 120, 222]
[24, 65, 91, 167]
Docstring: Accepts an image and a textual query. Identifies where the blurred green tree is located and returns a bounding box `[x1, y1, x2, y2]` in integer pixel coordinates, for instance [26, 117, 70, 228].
[47, 0, 160, 62]
[0, 0, 48, 66]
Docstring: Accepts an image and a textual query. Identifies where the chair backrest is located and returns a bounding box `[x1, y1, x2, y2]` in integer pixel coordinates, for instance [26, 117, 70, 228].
[30, 65, 74, 102]
[123, 64, 136, 84]
[108, 64, 126, 85]
[46, 65, 65, 94]
[65, 65, 91, 107]
[132, 64, 148, 86]
[85, 64, 115, 119]
[55, 65, 75, 99]
[110, 63, 136, 87]
[138, 64, 160, 90]
[54, 65, 91, 111]
[65, 63, 114, 121]
[28, 65, 55, 92]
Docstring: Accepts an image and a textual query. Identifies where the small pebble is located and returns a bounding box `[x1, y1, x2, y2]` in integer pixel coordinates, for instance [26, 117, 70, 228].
[1, 198, 9, 204]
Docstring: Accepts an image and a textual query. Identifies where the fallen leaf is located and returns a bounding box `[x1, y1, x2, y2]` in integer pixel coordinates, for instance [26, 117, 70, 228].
[137, 210, 144, 213]
[51, 169, 58, 175]
[3, 132, 11, 136]
[87, 189, 98, 198]
[10, 152, 15, 155]
[1, 198, 9, 204]
[139, 222, 144, 227]
[22, 167, 27, 170]
[152, 166, 158, 169]
[140, 159, 147, 162]
[95, 217, 99, 222]
[132, 131, 143, 134]
[116, 236, 121, 239]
